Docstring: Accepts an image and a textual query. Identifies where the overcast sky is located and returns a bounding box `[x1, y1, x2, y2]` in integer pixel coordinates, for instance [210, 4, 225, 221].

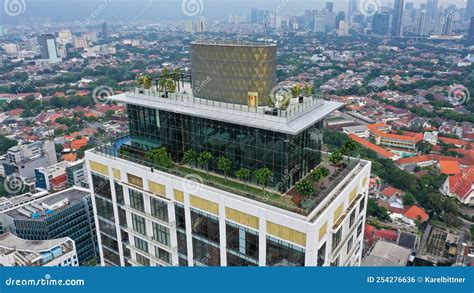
[0, 0, 468, 25]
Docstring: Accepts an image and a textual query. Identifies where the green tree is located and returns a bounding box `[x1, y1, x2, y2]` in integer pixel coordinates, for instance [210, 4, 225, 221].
[217, 156, 232, 180]
[235, 168, 251, 185]
[403, 193, 416, 206]
[183, 149, 197, 167]
[329, 151, 344, 169]
[295, 180, 315, 196]
[341, 139, 357, 155]
[198, 151, 213, 175]
[137, 74, 152, 89]
[255, 167, 273, 192]
[145, 147, 173, 169]
[0, 135, 17, 154]
[416, 141, 432, 154]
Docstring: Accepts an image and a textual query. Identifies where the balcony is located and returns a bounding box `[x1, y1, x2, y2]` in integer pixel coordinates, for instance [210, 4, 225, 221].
[91, 137, 361, 217]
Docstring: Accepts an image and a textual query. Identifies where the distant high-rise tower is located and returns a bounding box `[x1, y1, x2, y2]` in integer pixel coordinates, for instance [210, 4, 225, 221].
[335, 11, 346, 29]
[251, 8, 258, 23]
[373, 12, 390, 35]
[348, 0, 358, 24]
[426, 0, 438, 19]
[417, 10, 429, 36]
[101, 22, 108, 39]
[391, 0, 405, 36]
[325, 2, 334, 13]
[469, 17, 474, 39]
[37, 33, 61, 63]
[442, 12, 453, 35]
[314, 12, 326, 33]
[466, 0, 474, 21]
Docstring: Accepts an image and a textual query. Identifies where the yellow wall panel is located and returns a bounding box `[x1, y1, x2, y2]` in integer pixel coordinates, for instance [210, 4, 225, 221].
[266, 221, 306, 247]
[113, 169, 121, 180]
[127, 173, 143, 188]
[89, 161, 108, 176]
[333, 203, 344, 222]
[319, 222, 328, 241]
[349, 187, 358, 204]
[174, 189, 184, 203]
[190, 195, 219, 215]
[362, 176, 367, 187]
[225, 207, 259, 229]
[148, 181, 167, 198]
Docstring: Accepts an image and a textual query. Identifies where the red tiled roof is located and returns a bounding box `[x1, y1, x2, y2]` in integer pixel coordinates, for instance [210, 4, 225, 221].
[403, 205, 429, 222]
[396, 154, 462, 166]
[439, 136, 471, 147]
[368, 123, 423, 143]
[439, 160, 461, 175]
[62, 153, 77, 162]
[71, 137, 88, 150]
[375, 229, 398, 242]
[349, 134, 397, 159]
[382, 186, 404, 197]
[448, 166, 474, 200]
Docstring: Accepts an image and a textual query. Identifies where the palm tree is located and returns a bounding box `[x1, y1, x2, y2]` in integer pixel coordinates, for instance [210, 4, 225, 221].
[183, 149, 197, 167]
[255, 167, 273, 193]
[217, 156, 232, 181]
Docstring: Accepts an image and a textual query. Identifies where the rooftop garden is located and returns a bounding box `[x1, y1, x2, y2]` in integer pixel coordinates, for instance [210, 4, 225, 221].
[99, 138, 360, 215]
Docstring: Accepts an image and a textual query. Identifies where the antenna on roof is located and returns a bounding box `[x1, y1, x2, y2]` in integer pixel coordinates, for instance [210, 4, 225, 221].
[264, 20, 268, 45]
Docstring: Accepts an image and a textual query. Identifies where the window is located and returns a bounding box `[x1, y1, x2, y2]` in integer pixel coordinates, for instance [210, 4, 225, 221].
[118, 207, 127, 228]
[330, 257, 339, 267]
[134, 237, 149, 253]
[115, 183, 124, 205]
[92, 174, 112, 199]
[227, 253, 258, 266]
[152, 222, 170, 246]
[349, 210, 356, 228]
[136, 253, 150, 266]
[98, 218, 117, 238]
[177, 231, 187, 256]
[317, 242, 326, 266]
[101, 233, 119, 252]
[357, 223, 363, 237]
[347, 236, 353, 254]
[95, 197, 115, 221]
[226, 222, 258, 261]
[175, 204, 186, 230]
[150, 197, 168, 222]
[155, 246, 171, 264]
[191, 209, 219, 243]
[266, 237, 305, 266]
[359, 199, 365, 214]
[332, 229, 342, 252]
[132, 214, 147, 236]
[192, 238, 220, 266]
[129, 189, 145, 212]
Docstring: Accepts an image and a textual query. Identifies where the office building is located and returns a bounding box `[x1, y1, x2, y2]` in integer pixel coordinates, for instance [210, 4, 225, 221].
[391, 0, 405, 36]
[469, 17, 474, 39]
[348, 0, 358, 24]
[101, 22, 108, 38]
[442, 12, 453, 35]
[0, 233, 78, 267]
[66, 159, 87, 188]
[467, 0, 474, 21]
[417, 10, 429, 36]
[86, 42, 372, 267]
[426, 0, 438, 18]
[372, 12, 390, 35]
[251, 8, 258, 23]
[37, 33, 61, 63]
[191, 41, 276, 106]
[325, 2, 334, 13]
[4, 141, 57, 180]
[0, 187, 99, 265]
[35, 161, 69, 191]
[314, 12, 327, 33]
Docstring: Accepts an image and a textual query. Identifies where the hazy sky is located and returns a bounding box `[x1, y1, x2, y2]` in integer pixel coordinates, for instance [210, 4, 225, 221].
[0, 0, 468, 25]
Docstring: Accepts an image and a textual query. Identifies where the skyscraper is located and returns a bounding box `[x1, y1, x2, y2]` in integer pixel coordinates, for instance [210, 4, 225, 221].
[101, 22, 108, 39]
[426, 0, 438, 18]
[372, 12, 390, 35]
[442, 12, 453, 35]
[466, 0, 474, 21]
[86, 42, 372, 267]
[348, 0, 358, 24]
[417, 10, 429, 36]
[325, 2, 334, 13]
[251, 8, 258, 23]
[391, 0, 405, 36]
[469, 17, 474, 39]
[37, 33, 61, 63]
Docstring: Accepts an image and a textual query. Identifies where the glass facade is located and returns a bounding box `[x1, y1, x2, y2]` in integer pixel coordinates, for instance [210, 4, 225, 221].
[128, 105, 323, 191]
[266, 236, 305, 266]
[226, 222, 258, 266]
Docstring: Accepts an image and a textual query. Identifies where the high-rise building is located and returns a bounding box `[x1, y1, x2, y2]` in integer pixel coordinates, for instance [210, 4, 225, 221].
[348, 0, 358, 24]
[442, 12, 453, 35]
[426, 0, 438, 18]
[391, 0, 405, 36]
[372, 12, 390, 35]
[0, 233, 78, 267]
[37, 33, 61, 63]
[4, 140, 57, 179]
[314, 12, 327, 33]
[325, 2, 334, 13]
[0, 187, 100, 265]
[335, 11, 346, 29]
[101, 22, 108, 39]
[191, 42, 276, 106]
[469, 17, 474, 39]
[251, 8, 258, 23]
[85, 42, 372, 267]
[417, 10, 429, 36]
[467, 0, 474, 21]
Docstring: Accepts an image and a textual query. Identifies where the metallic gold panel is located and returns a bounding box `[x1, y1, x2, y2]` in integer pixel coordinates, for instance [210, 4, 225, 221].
[148, 181, 167, 198]
[174, 189, 184, 203]
[113, 168, 121, 180]
[349, 187, 358, 204]
[319, 222, 328, 241]
[89, 161, 108, 176]
[266, 221, 306, 247]
[225, 207, 259, 229]
[127, 173, 143, 188]
[191, 42, 277, 106]
[333, 203, 344, 222]
[190, 195, 219, 215]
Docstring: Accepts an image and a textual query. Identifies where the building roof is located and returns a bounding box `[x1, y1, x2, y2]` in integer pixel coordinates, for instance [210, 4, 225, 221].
[349, 134, 397, 160]
[448, 166, 474, 200]
[375, 229, 398, 242]
[396, 154, 462, 166]
[403, 205, 429, 222]
[439, 160, 461, 175]
[362, 240, 412, 266]
[368, 123, 423, 143]
[110, 92, 343, 135]
[0, 232, 70, 252]
[381, 186, 404, 198]
[71, 138, 88, 150]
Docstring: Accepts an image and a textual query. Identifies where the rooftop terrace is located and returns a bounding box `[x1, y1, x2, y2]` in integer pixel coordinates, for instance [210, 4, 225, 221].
[109, 88, 342, 135]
